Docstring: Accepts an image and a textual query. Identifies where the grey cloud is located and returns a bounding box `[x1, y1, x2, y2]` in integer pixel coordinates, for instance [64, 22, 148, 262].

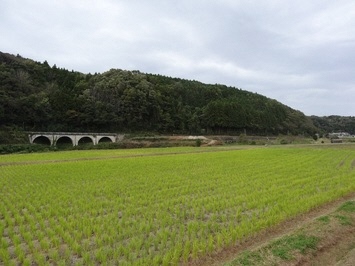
[1, 0, 355, 115]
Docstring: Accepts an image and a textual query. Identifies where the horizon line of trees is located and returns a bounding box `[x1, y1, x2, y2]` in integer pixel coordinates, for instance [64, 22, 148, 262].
[0, 52, 327, 139]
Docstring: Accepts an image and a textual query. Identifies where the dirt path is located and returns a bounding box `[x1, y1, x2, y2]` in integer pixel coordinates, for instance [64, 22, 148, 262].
[297, 205, 355, 266]
[189, 193, 355, 266]
[336, 248, 355, 266]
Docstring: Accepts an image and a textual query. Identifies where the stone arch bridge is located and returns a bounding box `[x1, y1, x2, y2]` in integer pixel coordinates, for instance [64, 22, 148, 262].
[28, 132, 124, 146]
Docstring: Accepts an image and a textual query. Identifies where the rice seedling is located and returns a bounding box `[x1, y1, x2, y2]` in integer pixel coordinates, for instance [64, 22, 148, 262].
[0, 145, 354, 264]
[0, 248, 11, 265]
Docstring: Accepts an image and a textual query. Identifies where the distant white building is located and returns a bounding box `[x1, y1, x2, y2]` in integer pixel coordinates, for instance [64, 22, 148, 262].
[329, 132, 351, 138]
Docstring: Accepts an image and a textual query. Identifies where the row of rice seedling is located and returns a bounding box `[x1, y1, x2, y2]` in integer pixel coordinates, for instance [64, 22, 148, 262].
[0, 145, 355, 264]
[0, 145, 232, 164]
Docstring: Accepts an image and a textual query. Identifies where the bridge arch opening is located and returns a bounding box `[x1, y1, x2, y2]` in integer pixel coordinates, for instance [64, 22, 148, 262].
[98, 137, 113, 143]
[78, 137, 94, 146]
[33, 136, 51, 145]
[56, 136, 73, 147]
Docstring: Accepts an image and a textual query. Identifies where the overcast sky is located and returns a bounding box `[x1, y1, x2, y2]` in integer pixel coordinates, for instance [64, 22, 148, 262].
[1, 0, 355, 116]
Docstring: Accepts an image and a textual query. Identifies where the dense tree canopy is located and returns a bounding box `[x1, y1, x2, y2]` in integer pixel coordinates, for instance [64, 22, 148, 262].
[1, 52, 319, 136]
[310, 116, 355, 135]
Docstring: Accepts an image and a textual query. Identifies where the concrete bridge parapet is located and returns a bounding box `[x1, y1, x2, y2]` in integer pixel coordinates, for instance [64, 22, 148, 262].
[28, 132, 124, 146]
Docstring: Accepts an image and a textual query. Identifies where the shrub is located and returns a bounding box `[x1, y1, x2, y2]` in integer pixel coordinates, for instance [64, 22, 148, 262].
[280, 139, 289, 145]
[196, 139, 202, 147]
[0, 144, 53, 154]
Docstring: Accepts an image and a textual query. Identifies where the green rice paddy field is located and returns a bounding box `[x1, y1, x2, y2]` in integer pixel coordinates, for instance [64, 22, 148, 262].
[1, 145, 355, 265]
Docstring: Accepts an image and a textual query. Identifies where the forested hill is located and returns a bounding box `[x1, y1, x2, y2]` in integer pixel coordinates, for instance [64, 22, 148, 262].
[310, 116, 355, 135]
[0, 52, 317, 135]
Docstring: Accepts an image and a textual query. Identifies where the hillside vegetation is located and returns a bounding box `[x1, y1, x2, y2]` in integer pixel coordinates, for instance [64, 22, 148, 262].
[0, 52, 317, 142]
[311, 115, 355, 135]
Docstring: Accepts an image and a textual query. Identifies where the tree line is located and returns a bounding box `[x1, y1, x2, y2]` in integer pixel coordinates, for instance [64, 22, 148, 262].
[1, 52, 319, 139]
[310, 116, 355, 135]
